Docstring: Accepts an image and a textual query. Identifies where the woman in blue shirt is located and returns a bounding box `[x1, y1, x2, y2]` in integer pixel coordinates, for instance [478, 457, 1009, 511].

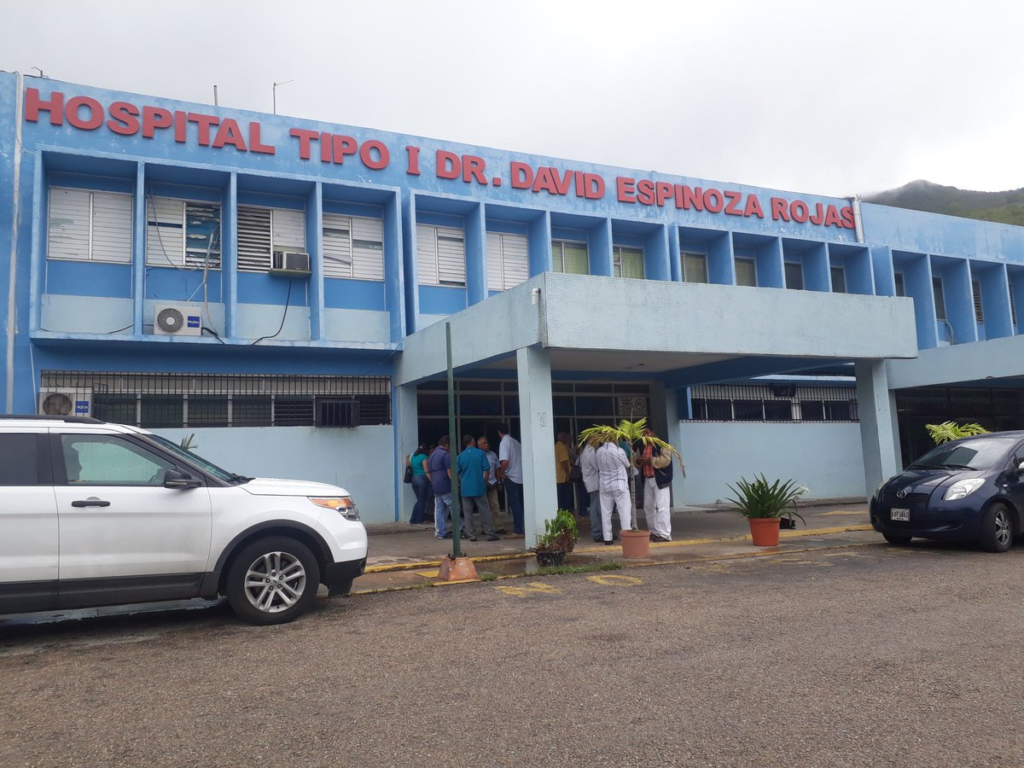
[408, 442, 431, 525]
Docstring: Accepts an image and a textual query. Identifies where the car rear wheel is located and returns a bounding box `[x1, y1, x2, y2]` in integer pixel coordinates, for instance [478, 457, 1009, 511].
[882, 532, 913, 546]
[226, 536, 321, 625]
[979, 504, 1014, 553]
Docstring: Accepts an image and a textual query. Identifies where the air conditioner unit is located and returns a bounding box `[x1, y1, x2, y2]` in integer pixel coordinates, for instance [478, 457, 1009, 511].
[39, 387, 93, 418]
[153, 304, 202, 336]
[271, 250, 311, 275]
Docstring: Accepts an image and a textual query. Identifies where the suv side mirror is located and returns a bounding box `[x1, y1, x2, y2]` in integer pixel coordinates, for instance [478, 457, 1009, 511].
[164, 469, 202, 490]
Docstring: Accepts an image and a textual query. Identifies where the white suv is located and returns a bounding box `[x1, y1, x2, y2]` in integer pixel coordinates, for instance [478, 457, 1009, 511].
[0, 416, 368, 625]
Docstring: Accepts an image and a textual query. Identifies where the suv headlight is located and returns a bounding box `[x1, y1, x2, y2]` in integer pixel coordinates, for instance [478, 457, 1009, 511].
[872, 479, 889, 502]
[310, 496, 360, 521]
[943, 479, 985, 501]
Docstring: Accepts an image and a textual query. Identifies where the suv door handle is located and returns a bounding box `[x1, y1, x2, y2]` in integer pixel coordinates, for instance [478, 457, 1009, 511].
[71, 499, 111, 508]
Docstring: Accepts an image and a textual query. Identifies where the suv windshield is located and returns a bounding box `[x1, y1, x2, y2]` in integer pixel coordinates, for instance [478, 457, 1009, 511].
[145, 434, 247, 483]
[908, 437, 1018, 471]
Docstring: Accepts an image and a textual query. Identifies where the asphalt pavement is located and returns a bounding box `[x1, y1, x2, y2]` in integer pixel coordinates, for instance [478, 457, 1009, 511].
[2, 537, 1021, 766]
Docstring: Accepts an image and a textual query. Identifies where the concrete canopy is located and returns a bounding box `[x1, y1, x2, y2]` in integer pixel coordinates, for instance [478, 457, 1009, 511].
[394, 273, 918, 545]
[395, 273, 918, 385]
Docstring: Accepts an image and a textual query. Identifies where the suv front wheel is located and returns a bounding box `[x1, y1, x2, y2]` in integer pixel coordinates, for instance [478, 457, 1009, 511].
[226, 536, 321, 625]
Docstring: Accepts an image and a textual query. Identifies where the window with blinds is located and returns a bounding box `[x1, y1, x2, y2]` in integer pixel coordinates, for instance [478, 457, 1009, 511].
[486, 232, 529, 291]
[613, 246, 644, 279]
[417, 225, 466, 286]
[237, 205, 306, 273]
[323, 214, 385, 280]
[146, 197, 221, 268]
[682, 252, 708, 283]
[48, 187, 133, 263]
[551, 240, 589, 275]
[735, 257, 757, 287]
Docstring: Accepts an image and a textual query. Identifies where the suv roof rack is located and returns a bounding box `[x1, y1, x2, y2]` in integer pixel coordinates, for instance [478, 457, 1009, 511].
[0, 414, 105, 424]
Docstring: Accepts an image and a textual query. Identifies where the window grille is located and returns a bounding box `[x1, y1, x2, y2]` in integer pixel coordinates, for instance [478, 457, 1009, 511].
[40, 371, 391, 428]
[688, 384, 858, 423]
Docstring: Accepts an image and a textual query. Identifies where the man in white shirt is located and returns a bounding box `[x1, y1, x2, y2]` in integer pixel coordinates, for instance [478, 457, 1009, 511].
[579, 441, 602, 542]
[597, 439, 632, 544]
[477, 435, 507, 534]
[497, 424, 524, 538]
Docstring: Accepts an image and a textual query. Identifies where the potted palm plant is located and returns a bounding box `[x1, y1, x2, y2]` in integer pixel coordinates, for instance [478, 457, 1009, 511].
[925, 421, 988, 444]
[578, 418, 684, 558]
[726, 474, 807, 547]
[534, 508, 578, 566]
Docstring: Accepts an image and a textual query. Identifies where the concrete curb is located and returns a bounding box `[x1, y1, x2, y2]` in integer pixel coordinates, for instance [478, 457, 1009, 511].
[351, 538, 879, 596]
[363, 524, 874, 574]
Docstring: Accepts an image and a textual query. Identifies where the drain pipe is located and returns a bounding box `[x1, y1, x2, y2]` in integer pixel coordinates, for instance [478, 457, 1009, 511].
[5, 72, 24, 413]
[850, 194, 865, 244]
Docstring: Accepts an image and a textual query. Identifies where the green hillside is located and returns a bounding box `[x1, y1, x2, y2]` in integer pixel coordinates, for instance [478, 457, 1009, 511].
[863, 180, 1024, 226]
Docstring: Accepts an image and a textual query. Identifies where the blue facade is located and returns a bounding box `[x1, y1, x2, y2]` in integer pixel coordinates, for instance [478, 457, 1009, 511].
[3, 72, 1024, 523]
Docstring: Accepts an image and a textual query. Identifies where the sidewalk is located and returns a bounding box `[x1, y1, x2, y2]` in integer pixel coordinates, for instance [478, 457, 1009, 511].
[355, 502, 876, 593]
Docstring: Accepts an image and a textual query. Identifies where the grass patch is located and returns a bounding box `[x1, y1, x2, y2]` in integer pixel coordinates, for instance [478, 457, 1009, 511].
[533, 560, 625, 577]
[479, 572, 498, 581]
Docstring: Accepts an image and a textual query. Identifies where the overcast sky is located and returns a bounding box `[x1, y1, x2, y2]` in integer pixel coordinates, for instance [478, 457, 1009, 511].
[2, 0, 1021, 197]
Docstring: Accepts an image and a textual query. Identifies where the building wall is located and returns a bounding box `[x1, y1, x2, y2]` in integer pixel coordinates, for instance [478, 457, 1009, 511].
[676, 422, 866, 504]
[150, 425, 395, 524]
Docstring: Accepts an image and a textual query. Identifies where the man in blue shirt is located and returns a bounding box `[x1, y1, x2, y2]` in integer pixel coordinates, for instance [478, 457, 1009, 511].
[428, 436, 453, 540]
[457, 434, 500, 542]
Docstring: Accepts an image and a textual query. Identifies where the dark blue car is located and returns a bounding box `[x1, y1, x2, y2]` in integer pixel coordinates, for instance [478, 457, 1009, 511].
[870, 431, 1024, 552]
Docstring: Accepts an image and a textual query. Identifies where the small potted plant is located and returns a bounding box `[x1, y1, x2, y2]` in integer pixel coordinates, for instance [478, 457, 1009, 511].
[726, 474, 806, 546]
[534, 508, 578, 567]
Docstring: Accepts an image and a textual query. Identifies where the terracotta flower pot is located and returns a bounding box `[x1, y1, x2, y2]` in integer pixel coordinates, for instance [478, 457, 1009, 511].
[620, 529, 651, 559]
[748, 517, 781, 546]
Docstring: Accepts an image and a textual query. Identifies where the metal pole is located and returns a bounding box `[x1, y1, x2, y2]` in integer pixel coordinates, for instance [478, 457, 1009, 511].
[213, 85, 218, 107]
[446, 322, 462, 558]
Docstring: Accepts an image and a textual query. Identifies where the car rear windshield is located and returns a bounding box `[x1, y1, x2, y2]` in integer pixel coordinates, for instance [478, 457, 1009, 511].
[909, 437, 1018, 471]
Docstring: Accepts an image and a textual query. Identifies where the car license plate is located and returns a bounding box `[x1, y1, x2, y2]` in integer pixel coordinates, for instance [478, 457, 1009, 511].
[890, 508, 910, 522]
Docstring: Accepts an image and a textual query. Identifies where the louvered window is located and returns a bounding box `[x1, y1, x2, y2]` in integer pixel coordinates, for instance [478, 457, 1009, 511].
[972, 280, 984, 322]
[48, 187, 132, 263]
[486, 232, 529, 291]
[146, 197, 221, 268]
[417, 225, 466, 286]
[323, 214, 384, 280]
[237, 205, 305, 273]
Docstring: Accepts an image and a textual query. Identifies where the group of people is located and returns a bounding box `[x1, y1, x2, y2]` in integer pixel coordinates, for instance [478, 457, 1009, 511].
[575, 428, 674, 545]
[408, 425, 675, 546]
[406, 424, 526, 542]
